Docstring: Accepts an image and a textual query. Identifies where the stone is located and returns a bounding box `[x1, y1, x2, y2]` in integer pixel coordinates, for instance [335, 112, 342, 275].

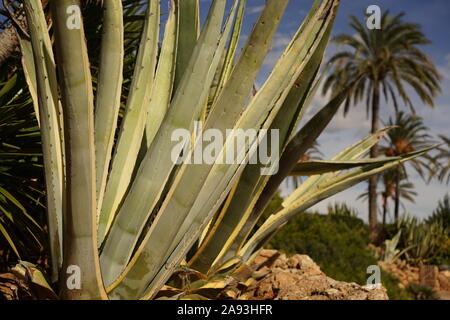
[419, 265, 440, 289]
[438, 273, 450, 291]
[238, 250, 388, 300]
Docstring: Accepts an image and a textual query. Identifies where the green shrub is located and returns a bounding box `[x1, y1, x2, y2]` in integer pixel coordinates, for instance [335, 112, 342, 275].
[266, 211, 412, 299]
[406, 282, 439, 300]
[426, 194, 450, 232]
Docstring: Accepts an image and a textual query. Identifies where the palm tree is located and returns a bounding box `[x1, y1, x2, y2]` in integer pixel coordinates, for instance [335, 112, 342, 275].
[379, 170, 417, 226]
[287, 142, 323, 189]
[381, 111, 436, 222]
[323, 12, 441, 231]
[358, 170, 416, 226]
[436, 135, 450, 184]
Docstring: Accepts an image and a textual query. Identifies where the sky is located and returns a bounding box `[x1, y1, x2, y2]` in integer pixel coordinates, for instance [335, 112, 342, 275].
[200, 0, 450, 222]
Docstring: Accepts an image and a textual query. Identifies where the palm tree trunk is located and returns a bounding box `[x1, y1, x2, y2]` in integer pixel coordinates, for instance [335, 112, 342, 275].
[0, 0, 49, 68]
[394, 171, 400, 223]
[368, 81, 380, 233]
[382, 194, 387, 227]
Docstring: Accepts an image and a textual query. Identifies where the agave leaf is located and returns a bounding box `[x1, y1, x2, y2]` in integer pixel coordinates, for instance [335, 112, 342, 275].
[189, 0, 329, 272]
[290, 157, 402, 176]
[145, 0, 178, 147]
[50, 0, 106, 299]
[240, 75, 357, 238]
[94, 0, 124, 219]
[18, 38, 39, 124]
[283, 127, 393, 207]
[240, 146, 436, 260]
[222, 64, 353, 263]
[210, 0, 247, 103]
[106, 0, 298, 298]
[114, 0, 339, 300]
[23, 0, 64, 283]
[100, 0, 229, 287]
[180, 294, 210, 300]
[174, 0, 200, 90]
[97, 0, 160, 245]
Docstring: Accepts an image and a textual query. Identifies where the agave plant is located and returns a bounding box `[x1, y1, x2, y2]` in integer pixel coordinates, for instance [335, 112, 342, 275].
[396, 215, 449, 264]
[16, 0, 433, 300]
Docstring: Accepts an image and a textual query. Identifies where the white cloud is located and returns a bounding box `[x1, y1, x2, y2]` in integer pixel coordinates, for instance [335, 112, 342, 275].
[248, 5, 264, 15]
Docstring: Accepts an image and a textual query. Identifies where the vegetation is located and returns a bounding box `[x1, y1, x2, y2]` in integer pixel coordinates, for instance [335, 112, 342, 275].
[436, 135, 450, 184]
[0, 73, 46, 267]
[381, 112, 436, 222]
[0, 0, 427, 300]
[266, 209, 412, 299]
[0, 0, 446, 301]
[383, 196, 450, 265]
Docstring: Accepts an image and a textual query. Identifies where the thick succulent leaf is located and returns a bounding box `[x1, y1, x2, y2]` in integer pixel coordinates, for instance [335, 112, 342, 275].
[94, 0, 124, 219]
[174, 0, 200, 90]
[145, 1, 178, 147]
[50, 0, 106, 299]
[113, 0, 339, 300]
[97, 0, 160, 245]
[109, 0, 290, 294]
[23, 0, 64, 283]
[210, 0, 247, 103]
[240, 146, 436, 260]
[290, 157, 402, 176]
[222, 64, 353, 262]
[283, 127, 393, 207]
[107, 0, 308, 298]
[189, 0, 329, 272]
[100, 0, 228, 287]
[18, 38, 39, 124]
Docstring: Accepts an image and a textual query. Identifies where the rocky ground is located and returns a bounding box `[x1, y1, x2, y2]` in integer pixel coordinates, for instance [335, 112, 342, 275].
[225, 250, 388, 300]
[379, 259, 450, 299]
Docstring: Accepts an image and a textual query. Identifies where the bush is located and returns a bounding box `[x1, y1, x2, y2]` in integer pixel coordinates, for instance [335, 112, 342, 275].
[406, 282, 439, 300]
[266, 211, 412, 299]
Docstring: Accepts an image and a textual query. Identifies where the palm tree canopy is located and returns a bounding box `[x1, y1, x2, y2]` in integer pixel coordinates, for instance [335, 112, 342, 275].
[323, 11, 441, 115]
[382, 111, 436, 181]
[437, 135, 450, 184]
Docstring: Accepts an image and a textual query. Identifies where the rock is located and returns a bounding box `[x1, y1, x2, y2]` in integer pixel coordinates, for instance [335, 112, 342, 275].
[438, 273, 450, 291]
[439, 265, 450, 271]
[239, 251, 388, 300]
[419, 265, 440, 289]
[441, 270, 450, 278]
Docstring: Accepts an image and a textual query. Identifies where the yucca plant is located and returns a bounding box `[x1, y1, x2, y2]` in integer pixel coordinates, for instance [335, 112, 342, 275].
[16, 0, 434, 300]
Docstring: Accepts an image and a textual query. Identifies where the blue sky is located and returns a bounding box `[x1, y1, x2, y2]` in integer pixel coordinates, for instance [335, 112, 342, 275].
[199, 0, 450, 221]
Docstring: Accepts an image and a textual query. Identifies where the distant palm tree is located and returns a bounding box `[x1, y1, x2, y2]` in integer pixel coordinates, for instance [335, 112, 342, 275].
[323, 12, 441, 231]
[379, 170, 417, 226]
[436, 135, 450, 184]
[381, 112, 436, 222]
[358, 170, 416, 226]
[287, 142, 322, 189]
